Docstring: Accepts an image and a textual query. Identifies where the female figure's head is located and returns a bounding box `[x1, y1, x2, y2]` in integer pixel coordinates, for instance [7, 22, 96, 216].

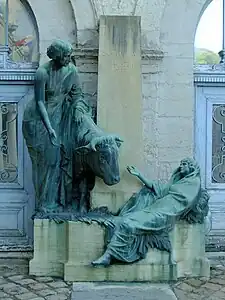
[47, 40, 73, 67]
[179, 158, 200, 177]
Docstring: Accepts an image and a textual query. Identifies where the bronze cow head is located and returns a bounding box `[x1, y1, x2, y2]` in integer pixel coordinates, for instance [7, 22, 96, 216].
[75, 135, 123, 186]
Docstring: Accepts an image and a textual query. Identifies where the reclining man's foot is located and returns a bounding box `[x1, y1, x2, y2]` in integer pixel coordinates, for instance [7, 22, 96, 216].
[91, 252, 111, 267]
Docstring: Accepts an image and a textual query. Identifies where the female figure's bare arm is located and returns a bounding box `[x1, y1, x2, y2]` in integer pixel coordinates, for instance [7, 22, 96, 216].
[35, 68, 57, 145]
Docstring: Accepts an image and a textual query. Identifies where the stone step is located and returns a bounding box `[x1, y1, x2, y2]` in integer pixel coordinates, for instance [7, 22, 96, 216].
[71, 283, 178, 300]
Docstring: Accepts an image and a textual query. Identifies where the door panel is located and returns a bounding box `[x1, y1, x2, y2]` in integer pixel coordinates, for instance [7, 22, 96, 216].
[195, 86, 225, 238]
[0, 84, 34, 247]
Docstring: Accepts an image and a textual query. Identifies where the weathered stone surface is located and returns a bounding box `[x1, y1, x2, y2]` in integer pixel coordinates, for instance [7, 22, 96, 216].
[64, 221, 209, 282]
[35, 277, 54, 283]
[92, 15, 144, 213]
[71, 283, 177, 300]
[15, 293, 39, 300]
[36, 289, 57, 297]
[47, 282, 68, 289]
[45, 295, 67, 300]
[29, 220, 67, 277]
[19, 279, 37, 285]
[29, 283, 50, 290]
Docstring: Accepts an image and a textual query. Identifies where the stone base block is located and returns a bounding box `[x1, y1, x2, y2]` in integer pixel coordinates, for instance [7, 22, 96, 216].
[30, 219, 210, 281]
[29, 219, 67, 277]
[170, 222, 210, 278]
[71, 283, 178, 300]
[65, 262, 177, 282]
[64, 222, 177, 281]
[64, 221, 210, 281]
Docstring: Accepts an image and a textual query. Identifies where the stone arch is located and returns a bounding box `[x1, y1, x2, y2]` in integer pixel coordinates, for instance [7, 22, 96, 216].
[194, 0, 220, 63]
[196, 0, 213, 29]
[20, 0, 40, 57]
[26, 0, 77, 62]
[69, 0, 98, 47]
[160, 0, 212, 55]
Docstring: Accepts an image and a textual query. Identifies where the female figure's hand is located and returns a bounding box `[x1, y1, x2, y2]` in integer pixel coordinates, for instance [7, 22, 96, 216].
[127, 166, 140, 177]
[48, 128, 58, 146]
[74, 109, 84, 125]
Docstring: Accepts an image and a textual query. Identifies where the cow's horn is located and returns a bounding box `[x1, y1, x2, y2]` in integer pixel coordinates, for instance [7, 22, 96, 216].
[114, 136, 124, 143]
[90, 140, 97, 151]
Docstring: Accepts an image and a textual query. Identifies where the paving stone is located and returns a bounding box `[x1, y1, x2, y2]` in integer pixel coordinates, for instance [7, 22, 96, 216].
[215, 265, 225, 270]
[19, 278, 37, 285]
[201, 282, 222, 291]
[32, 298, 45, 300]
[35, 277, 54, 283]
[209, 278, 225, 285]
[208, 290, 225, 300]
[173, 288, 189, 299]
[0, 291, 9, 297]
[0, 282, 18, 290]
[176, 282, 194, 292]
[29, 283, 49, 290]
[199, 277, 210, 282]
[45, 295, 67, 300]
[56, 287, 71, 295]
[186, 279, 203, 287]
[191, 287, 213, 297]
[211, 269, 224, 276]
[6, 285, 29, 295]
[2, 282, 29, 295]
[47, 281, 68, 288]
[0, 278, 8, 285]
[7, 275, 25, 282]
[15, 293, 39, 300]
[36, 289, 57, 297]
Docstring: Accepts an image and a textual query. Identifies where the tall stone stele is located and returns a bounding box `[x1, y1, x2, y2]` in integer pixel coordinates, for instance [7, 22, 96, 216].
[91, 15, 144, 213]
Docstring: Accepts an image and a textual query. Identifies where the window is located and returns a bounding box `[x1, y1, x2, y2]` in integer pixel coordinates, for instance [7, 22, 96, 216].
[0, 0, 38, 63]
[195, 0, 223, 64]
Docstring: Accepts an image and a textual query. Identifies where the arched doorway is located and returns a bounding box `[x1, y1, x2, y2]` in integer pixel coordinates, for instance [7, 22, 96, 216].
[194, 0, 225, 250]
[0, 0, 38, 249]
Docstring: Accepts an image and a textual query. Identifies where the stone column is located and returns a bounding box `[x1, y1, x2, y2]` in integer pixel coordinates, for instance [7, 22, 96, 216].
[92, 16, 144, 213]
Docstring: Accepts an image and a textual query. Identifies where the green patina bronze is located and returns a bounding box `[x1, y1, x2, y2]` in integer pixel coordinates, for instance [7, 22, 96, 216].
[22, 40, 209, 265]
[91, 158, 210, 266]
[22, 40, 123, 217]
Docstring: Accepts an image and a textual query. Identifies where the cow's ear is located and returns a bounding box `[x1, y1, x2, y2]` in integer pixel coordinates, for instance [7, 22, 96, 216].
[114, 136, 124, 148]
[116, 141, 122, 148]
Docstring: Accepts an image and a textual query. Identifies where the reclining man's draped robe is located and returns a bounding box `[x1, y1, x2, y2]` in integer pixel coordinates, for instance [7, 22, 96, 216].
[106, 165, 201, 263]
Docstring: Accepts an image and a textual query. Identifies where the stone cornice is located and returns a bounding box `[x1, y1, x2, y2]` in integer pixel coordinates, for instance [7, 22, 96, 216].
[194, 64, 225, 83]
[73, 47, 164, 60]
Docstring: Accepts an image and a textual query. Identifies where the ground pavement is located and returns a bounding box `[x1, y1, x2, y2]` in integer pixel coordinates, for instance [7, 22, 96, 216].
[0, 255, 225, 300]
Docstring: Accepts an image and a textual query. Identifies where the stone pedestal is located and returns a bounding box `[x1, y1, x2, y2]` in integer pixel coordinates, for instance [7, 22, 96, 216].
[29, 219, 67, 277]
[64, 221, 210, 282]
[30, 219, 210, 281]
[92, 15, 144, 213]
[64, 222, 177, 282]
[171, 222, 210, 278]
